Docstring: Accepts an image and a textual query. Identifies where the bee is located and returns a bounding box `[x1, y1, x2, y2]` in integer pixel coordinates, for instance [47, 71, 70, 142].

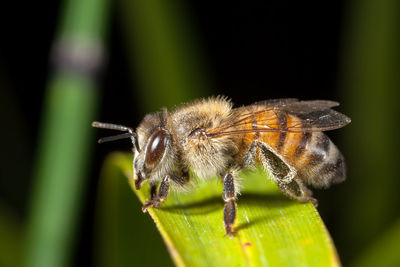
[92, 97, 350, 236]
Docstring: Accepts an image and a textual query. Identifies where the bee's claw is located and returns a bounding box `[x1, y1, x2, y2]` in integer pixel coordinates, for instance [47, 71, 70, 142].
[142, 202, 153, 213]
[142, 199, 161, 213]
[225, 226, 237, 238]
[309, 197, 318, 207]
[141, 206, 149, 213]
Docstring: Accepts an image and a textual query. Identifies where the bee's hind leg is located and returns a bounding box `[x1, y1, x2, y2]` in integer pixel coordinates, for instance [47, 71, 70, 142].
[256, 141, 318, 206]
[276, 178, 318, 207]
[222, 172, 238, 237]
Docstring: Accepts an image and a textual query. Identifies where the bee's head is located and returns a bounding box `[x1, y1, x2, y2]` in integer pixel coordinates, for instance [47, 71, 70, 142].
[92, 110, 176, 190]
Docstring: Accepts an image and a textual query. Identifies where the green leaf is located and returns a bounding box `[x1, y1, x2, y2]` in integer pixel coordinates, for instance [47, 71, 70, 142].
[102, 152, 340, 267]
[94, 153, 172, 267]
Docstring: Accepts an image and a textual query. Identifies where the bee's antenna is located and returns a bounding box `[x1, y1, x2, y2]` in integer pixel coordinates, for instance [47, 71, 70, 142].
[97, 133, 132, 144]
[92, 121, 141, 152]
[92, 121, 134, 133]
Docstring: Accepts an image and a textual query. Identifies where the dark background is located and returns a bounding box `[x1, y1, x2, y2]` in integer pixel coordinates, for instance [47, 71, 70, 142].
[1, 0, 398, 266]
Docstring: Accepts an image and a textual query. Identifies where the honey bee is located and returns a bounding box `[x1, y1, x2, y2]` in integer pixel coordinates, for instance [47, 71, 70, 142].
[92, 97, 350, 236]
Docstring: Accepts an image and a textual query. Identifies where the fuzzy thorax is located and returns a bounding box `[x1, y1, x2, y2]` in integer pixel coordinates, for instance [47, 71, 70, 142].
[170, 97, 238, 180]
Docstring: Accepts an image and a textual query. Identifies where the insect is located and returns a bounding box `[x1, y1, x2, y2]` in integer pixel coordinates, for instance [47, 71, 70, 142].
[92, 97, 350, 236]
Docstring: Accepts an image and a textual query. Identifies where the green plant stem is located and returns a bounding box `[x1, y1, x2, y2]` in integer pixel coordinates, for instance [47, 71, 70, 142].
[25, 0, 110, 266]
[351, 220, 400, 267]
[338, 0, 400, 261]
[117, 0, 210, 110]
[0, 203, 23, 267]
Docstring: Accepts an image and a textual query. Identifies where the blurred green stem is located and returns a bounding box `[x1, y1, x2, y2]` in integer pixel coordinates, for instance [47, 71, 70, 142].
[339, 0, 399, 261]
[351, 220, 400, 267]
[117, 0, 210, 110]
[25, 0, 110, 266]
[0, 203, 23, 267]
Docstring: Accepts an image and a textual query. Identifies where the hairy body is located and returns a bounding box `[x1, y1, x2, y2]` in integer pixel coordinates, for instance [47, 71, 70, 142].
[93, 97, 350, 236]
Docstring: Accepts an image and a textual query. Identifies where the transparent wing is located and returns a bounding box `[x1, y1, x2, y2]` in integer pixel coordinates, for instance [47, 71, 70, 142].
[207, 100, 351, 138]
[281, 100, 340, 113]
[251, 98, 299, 107]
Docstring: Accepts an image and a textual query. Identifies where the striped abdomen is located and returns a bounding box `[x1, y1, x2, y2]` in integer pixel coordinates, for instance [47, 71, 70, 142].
[250, 109, 346, 188]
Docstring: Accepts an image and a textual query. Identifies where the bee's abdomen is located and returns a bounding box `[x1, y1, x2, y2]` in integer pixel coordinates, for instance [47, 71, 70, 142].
[295, 132, 346, 188]
[248, 110, 346, 188]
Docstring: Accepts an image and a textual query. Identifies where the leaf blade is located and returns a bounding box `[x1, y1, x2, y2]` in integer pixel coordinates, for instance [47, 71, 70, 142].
[104, 152, 340, 267]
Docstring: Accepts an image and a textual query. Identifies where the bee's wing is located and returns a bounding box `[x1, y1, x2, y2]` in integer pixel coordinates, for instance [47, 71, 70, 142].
[251, 98, 299, 107]
[278, 100, 350, 131]
[207, 100, 351, 138]
[281, 100, 340, 113]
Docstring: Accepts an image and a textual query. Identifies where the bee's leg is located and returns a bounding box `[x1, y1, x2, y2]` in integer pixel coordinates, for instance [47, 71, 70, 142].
[169, 170, 189, 186]
[149, 182, 158, 200]
[276, 178, 318, 206]
[242, 142, 258, 167]
[142, 174, 171, 212]
[256, 141, 317, 206]
[141, 182, 159, 212]
[256, 141, 296, 184]
[223, 172, 237, 237]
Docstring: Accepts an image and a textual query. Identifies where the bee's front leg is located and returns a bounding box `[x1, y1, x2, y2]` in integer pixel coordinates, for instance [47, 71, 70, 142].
[223, 172, 238, 237]
[143, 181, 158, 207]
[150, 182, 158, 200]
[142, 175, 171, 212]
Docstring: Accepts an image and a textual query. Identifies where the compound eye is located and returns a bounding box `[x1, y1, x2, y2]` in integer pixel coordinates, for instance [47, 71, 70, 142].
[145, 129, 168, 169]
